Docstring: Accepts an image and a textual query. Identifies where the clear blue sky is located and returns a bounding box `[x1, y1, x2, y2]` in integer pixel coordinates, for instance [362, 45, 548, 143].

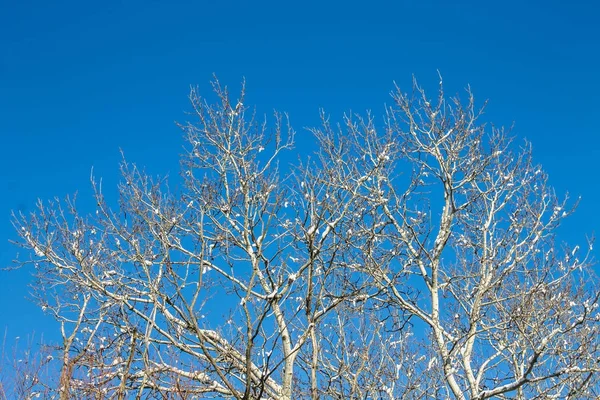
[1, 0, 598, 345]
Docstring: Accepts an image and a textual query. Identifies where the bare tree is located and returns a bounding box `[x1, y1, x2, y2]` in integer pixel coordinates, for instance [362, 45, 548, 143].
[10, 78, 599, 399]
[0, 333, 54, 400]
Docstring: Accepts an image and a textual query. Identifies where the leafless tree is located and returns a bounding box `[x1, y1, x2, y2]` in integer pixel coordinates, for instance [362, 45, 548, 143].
[10, 78, 599, 399]
[0, 333, 54, 400]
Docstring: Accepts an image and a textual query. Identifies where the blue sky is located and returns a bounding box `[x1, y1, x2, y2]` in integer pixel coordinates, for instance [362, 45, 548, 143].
[1, 0, 598, 346]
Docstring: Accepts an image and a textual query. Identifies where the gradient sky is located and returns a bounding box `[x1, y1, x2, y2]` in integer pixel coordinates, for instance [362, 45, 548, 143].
[1, 0, 598, 347]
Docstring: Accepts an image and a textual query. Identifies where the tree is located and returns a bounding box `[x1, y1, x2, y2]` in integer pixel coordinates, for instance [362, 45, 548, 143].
[0, 334, 54, 400]
[10, 78, 600, 399]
